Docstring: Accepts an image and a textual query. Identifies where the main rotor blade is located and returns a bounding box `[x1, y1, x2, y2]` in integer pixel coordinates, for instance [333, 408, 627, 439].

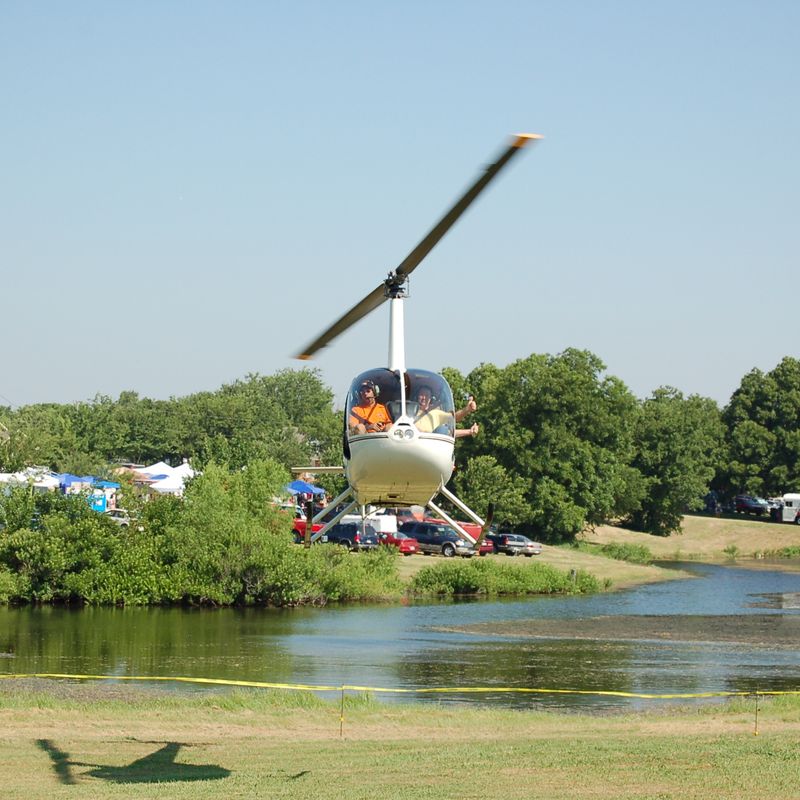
[294, 133, 541, 360]
[296, 283, 387, 360]
[393, 133, 541, 279]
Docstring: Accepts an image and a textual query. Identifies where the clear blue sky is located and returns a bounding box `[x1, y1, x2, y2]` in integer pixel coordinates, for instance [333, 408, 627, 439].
[3, 1, 797, 409]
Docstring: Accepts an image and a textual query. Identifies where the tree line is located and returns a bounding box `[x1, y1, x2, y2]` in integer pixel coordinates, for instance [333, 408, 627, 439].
[2, 352, 800, 541]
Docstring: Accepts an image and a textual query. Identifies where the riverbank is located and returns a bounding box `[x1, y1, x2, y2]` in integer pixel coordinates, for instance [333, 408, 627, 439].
[581, 513, 800, 563]
[399, 513, 800, 592]
[398, 550, 682, 591]
[2, 681, 799, 799]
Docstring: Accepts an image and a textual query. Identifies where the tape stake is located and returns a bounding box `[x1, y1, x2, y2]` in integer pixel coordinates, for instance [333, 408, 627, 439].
[754, 689, 760, 737]
[340, 686, 345, 738]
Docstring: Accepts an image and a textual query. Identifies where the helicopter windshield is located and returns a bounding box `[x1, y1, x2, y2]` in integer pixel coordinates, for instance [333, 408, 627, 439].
[406, 369, 455, 437]
[345, 368, 455, 438]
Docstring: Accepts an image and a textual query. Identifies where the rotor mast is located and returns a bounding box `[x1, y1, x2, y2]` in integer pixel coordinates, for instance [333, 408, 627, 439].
[387, 277, 407, 373]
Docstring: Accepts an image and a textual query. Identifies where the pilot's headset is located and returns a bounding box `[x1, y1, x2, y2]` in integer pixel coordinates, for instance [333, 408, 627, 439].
[359, 379, 379, 397]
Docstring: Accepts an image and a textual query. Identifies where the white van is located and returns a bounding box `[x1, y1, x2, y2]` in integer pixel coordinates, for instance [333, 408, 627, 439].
[777, 494, 800, 524]
[340, 510, 398, 535]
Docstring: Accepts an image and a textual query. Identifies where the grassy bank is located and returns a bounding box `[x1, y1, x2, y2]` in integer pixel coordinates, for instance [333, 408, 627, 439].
[398, 546, 688, 592]
[581, 513, 800, 563]
[395, 514, 800, 594]
[1, 681, 799, 799]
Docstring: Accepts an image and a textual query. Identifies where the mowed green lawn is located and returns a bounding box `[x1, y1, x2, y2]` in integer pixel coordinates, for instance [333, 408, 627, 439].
[2, 684, 800, 800]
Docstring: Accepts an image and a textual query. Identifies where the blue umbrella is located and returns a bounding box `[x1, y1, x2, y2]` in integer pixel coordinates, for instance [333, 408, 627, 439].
[286, 479, 325, 495]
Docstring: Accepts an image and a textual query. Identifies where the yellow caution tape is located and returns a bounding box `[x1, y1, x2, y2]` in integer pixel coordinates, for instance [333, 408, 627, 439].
[1, 672, 799, 700]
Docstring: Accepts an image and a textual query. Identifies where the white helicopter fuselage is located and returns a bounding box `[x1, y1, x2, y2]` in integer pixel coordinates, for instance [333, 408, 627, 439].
[340, 294, 458, 507]
[345, 427, 454, 507]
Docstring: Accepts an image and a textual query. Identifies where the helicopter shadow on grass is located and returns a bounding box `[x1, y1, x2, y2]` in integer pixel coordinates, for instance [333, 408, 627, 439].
[36, 738, 231, 785]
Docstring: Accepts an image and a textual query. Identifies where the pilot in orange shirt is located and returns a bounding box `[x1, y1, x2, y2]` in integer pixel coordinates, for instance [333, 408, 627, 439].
[349, 380, 392, 434]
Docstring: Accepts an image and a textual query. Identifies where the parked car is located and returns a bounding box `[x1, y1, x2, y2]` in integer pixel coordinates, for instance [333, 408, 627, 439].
[103, 508, 144, 532]
[475, 537, 495, 556]
[322, 522, 379, 551]
[105, 509, 136, 527]
[485, 532, 526, 556]
[515, 535, 543, 557]
[292, 518, 325, 542]
[381, 507, 424, 525]
[398, 521, 474, 557]
[422, 519, 493, 555]
[378, 531, 420, 556]
[734, 495, 770, 516]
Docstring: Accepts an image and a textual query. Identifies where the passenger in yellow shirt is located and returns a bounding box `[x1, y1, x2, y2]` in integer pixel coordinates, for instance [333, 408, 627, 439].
[414, 386, 479, 438]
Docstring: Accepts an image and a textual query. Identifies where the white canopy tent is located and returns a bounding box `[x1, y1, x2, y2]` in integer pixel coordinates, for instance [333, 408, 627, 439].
[139, 461, 196, 496]
[136, 461, 176, 477]
[149, 474, 186, 495]
[0, 468, 60, 492]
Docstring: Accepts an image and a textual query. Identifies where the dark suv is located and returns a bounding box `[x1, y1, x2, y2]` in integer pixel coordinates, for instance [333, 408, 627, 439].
[397, 521, 474, 557]
[734, 495, 769, 516]
[323, 522, 379, 551]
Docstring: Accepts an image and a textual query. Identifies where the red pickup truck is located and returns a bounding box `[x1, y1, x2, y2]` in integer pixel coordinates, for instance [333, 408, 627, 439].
[292, 518, 325, 541]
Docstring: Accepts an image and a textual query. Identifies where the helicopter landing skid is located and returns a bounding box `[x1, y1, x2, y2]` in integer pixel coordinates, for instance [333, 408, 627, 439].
[426, 486, 495, 551]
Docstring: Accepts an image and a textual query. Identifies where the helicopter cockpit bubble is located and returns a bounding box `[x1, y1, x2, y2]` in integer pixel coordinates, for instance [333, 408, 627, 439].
[345, 368, 456, 440]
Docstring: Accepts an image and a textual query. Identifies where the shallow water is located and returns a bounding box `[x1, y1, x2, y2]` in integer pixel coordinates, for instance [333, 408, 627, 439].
[2, 561, 799, 711]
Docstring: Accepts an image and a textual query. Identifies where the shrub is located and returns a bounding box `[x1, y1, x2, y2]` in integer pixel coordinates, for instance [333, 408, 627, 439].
[409, 558, 600, 597]
[0, 567, 20, 603]
[598, 542, 653, 564]
[0, 461, 403, 607]
[768, 546, 800, 559]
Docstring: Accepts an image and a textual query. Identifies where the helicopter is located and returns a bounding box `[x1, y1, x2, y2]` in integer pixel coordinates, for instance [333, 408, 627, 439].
[292, 133, 541, 548]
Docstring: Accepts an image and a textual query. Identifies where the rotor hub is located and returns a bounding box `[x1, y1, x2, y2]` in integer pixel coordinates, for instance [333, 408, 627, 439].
[384, 273, 409, 299]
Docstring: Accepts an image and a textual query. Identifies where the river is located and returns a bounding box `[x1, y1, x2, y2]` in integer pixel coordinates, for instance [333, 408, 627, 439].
[2, 561, 799, 711]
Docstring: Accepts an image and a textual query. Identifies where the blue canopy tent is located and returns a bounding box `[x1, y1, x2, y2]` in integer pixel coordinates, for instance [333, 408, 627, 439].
[285, 479, 325, 496]
[56, 473, 97, 489]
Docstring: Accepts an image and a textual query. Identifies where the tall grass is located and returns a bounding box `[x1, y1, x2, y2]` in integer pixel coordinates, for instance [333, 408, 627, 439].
[409, 557, 600, 597]
[764, 545, 800, 558]
[571, 540, 654, 564]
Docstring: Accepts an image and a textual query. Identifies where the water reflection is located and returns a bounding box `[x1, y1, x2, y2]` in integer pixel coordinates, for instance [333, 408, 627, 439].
[2, 562, 800, 711]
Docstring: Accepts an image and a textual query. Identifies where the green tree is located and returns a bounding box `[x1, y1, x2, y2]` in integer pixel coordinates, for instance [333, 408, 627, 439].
[455, 349, 642, 542]
[722, 357, 800, 495]
[627, 388, 725, 535]
[453, 455, 529, 526]
[0, 404, 78, 471]
[164, 459, 293, 604]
